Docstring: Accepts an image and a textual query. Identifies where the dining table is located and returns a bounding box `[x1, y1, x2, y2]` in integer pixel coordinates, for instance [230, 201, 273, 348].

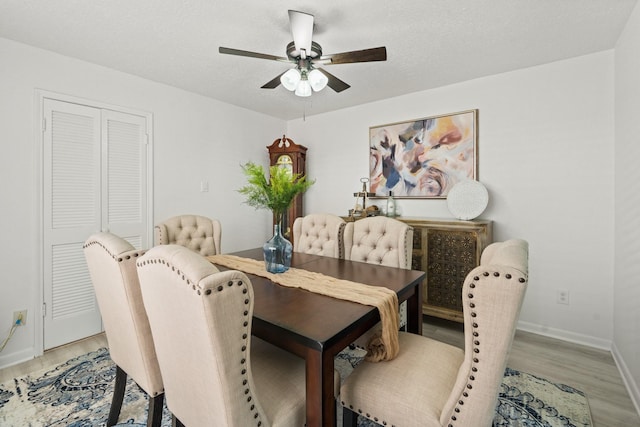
[210, 248, 425, 427]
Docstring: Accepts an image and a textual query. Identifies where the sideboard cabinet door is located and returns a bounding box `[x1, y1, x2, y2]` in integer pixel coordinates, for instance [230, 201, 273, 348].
[400, 218, 493, 322]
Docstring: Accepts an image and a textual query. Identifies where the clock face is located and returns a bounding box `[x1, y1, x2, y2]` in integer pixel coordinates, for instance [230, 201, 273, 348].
[276, 154, 294, 175]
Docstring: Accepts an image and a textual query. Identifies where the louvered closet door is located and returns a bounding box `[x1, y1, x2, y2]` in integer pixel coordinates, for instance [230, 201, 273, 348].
[43, 99, 102, 349]
[43, 99, 150, 349]
[101, 110, 148, 249]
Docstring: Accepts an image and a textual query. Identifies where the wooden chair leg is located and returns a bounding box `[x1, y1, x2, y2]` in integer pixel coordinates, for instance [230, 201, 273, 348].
[147, 393, 165, 427]
[342, 407, 358, 427]
[107, 365, 127, 426]
[172, 414, 185, 427]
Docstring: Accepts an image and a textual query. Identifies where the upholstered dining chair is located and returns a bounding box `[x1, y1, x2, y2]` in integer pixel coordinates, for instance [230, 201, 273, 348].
[136, 244, 310, 427]
[340, 239, 529, 427]
[344, 216, 413, 268]
[292, 213, 350, 258]
[344, 216, 413, 336]
[83, 232, 163, 427]
[154, 214, 222, 256]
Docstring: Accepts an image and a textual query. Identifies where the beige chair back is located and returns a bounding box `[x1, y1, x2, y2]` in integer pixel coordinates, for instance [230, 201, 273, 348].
[83, 232, 163, 397]
[440, 239, 529, 426]
[345, 216, 413, 334]
[344, 216, 413, 269]
[155, 214, 222, 256]
[136, 244, 271, 426]
[292, 213, 348, 258]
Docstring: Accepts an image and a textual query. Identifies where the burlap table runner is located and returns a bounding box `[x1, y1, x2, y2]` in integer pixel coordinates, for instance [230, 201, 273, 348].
[207, 254, 399, 362]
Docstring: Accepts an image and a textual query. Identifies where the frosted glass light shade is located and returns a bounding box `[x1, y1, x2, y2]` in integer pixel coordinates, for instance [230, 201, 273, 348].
[308, 69, 328, 92]
[280, 69, 301, 91]
[294, 80, 312, 97]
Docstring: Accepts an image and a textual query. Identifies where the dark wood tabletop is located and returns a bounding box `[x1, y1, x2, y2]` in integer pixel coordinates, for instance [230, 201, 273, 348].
[216, 248, 425, 427]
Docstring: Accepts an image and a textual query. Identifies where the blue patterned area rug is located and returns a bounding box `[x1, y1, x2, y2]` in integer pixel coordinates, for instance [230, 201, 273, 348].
[0, 347, 592, 427]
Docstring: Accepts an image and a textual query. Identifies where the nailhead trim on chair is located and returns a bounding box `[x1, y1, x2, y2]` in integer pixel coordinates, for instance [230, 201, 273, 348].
[83, 240, 146, 261]
[447, 270, 528, 427]
[137, 257, 264, 426]
[338, 222, 346, 259]
[342, 266, 527, 427]
[155, 225, 165, 246]
[403, 227, 411, 269]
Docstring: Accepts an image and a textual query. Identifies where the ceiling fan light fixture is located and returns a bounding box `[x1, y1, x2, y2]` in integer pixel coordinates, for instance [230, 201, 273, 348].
[220, 11, 387, 96]
[294, 79, 312, 97]
[308, 69, 328, 92]
[281, 68, 301, 91]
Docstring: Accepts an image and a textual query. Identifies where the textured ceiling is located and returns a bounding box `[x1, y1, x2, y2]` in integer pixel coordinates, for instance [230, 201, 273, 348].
[0, 0, 637, 120]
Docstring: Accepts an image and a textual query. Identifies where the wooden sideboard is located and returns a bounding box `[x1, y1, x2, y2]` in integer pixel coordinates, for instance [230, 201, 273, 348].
[400, 217, 492, 322]
[344, 216, 493, 322]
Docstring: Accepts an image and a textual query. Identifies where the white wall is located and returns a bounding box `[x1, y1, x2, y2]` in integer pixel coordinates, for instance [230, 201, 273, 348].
[614, 1, 640, 412]
[288, 51, 615, 348]
[1, 29, 635, 405]
[0, 37, 284, 367]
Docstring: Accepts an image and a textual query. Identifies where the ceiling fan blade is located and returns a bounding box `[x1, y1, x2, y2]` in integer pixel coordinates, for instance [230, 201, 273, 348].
[219, 46, 290, 62]
[261, 72, 286, 89]
[288, 10, 314, 56]
[321, 46, 387, 64]
[317, 68, 350, 93]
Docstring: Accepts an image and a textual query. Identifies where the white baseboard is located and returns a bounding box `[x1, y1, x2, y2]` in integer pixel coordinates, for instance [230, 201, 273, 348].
[0, 347, 36, 370]
[517, 321, 640, 419]
[516, 320, 612, 350]
[611, 342, 640, 418]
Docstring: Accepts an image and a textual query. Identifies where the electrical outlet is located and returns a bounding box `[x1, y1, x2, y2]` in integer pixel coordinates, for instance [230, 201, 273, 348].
[13, 310, 27, 326]
[556, 289, 570, 305]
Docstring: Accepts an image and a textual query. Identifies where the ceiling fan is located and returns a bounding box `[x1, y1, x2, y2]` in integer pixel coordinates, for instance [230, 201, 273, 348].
[218, 10, 387, 97]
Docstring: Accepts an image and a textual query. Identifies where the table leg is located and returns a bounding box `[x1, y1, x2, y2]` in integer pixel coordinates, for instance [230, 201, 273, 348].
[305, 348, 337, 427]
[406, 281, 423, 335]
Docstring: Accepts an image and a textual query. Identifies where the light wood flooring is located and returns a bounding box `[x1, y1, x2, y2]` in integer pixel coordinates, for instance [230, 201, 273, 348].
[422, 316, 640, 427]
[1, 319, 638, 427]
[0, 333, 108, 384]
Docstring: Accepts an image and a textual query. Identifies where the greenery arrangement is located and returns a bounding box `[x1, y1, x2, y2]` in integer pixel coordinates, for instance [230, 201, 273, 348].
[238, 162, 314, 224]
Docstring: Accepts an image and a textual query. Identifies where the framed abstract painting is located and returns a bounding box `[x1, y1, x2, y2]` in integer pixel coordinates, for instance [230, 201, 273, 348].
[369, 109, 478, 198]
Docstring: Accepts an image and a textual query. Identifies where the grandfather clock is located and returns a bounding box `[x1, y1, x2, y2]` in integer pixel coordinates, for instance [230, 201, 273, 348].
[267, 135, 307, 241]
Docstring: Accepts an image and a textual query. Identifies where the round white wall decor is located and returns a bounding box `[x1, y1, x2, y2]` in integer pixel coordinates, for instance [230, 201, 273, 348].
[447, 180, 489, 220]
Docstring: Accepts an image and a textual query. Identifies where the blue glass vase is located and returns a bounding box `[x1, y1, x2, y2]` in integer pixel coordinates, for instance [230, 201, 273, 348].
[263, 224, 293, 273]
